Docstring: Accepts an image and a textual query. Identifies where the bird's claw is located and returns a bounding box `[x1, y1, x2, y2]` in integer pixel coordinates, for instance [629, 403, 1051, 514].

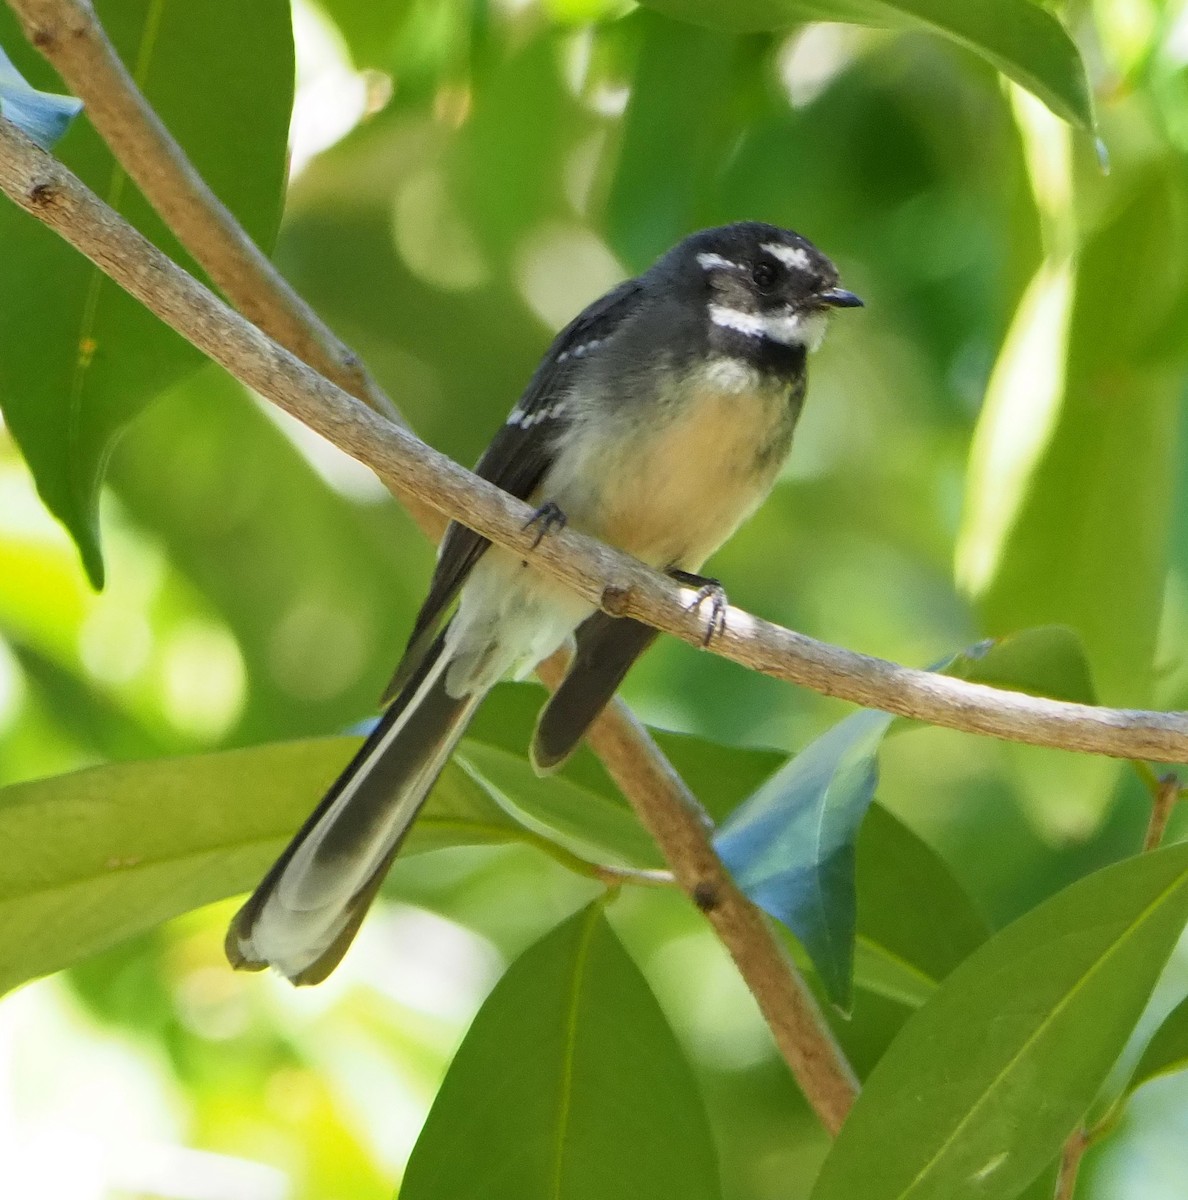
[524, 500, 567, 549]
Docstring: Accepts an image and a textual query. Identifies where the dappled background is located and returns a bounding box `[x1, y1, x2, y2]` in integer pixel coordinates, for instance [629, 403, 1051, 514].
[2, 0, 1188, 1197]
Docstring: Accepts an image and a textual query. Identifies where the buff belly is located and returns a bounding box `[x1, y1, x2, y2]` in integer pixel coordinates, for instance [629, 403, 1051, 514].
[542, 363, 798, 571]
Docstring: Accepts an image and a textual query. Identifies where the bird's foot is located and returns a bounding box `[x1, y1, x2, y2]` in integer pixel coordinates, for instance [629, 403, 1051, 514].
[670, 570, 728, 646]
[524, 500, 568, 549]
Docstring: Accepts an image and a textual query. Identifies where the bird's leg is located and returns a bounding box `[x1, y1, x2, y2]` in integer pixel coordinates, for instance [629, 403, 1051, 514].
[669, 569, 729, 645]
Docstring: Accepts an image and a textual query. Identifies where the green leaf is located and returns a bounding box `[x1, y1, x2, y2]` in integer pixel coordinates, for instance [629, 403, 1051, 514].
[0, 41, 82, 148]
[108, 367, 433, 746]
[654, 729, 784, 822]
[946, 625, 1097, 706]
[811, 844, 1188, 1200]
[715, 707, 894, 1009]
[314, 0, 414, 69]
[1129, 993, 1188, 1095]
[638, 0, 1094, 131]
[847, 808, 989, 1013]
[0, 738, 529, 996]
[464, 682, 630, 808]
[856, 805, 988, 991]
[457, 739, 663, 870]
[605, 11, 756, 271]
[0, 1, 293, 586]
[400, 903, 722, 1200]
[957, 169, 1184, 836]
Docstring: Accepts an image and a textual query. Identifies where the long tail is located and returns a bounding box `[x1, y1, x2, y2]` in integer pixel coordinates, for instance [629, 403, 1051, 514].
[226, 630, 483, 985]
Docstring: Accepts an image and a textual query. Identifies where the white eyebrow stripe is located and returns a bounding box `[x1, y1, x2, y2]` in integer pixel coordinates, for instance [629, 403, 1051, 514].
[762, 242, 812, 270]
[696, 251, 744, 272]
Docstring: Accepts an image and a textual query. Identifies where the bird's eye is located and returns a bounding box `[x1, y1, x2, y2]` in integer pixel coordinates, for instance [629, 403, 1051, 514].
[751, 261, 779, 291]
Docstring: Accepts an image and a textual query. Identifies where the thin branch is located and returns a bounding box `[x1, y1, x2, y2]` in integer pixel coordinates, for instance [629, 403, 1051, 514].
[591, 864, 676, 888]
[6, 0, 405, 428]
[1143, 772, 1181, 852]
[4, 119, 1188, 768]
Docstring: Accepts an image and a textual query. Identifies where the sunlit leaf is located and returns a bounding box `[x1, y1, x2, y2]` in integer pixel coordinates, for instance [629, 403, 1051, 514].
[958, 175, 1182, 710]
[400, 903, 722, 1200]
[0, 1, 293, 586]
[638, 0, 1094, 130]
[957, 164, 1183, 835]
[812, 844, 1188, 1200]
[0, 41, 82, 148]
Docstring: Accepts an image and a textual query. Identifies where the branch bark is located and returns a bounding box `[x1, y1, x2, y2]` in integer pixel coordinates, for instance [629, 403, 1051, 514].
[4, 117, 1188, 768]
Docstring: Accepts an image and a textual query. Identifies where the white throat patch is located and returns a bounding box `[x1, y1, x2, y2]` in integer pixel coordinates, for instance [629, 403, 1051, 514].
[709, 303, 828, 352]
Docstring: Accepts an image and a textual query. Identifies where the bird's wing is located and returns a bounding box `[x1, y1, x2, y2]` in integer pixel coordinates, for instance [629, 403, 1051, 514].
[381, 277, 646, 702]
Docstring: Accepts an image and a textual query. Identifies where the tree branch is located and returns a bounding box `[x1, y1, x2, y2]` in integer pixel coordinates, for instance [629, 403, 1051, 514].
[6, 0, 406, 428]
[4, 117, 1188, 769]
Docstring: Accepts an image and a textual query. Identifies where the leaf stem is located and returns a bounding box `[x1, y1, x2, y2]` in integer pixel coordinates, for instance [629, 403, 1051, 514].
[1143, 773, 1182, 852]
[1054, 1128, 1088, 1200]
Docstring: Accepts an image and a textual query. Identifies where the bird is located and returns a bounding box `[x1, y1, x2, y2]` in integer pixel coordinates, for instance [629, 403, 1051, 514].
[226, 221, 862, 985]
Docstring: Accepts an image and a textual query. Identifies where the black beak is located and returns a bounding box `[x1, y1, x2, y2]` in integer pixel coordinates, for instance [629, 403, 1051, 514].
[817, 286, 863, 309]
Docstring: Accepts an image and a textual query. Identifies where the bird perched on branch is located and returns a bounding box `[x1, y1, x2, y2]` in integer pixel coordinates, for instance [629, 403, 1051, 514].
[227, 221, 862, 985]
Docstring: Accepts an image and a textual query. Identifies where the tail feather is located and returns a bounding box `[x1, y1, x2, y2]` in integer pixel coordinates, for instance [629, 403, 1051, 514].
[531, 613, 657, 773]
[226, 630, 482, 984]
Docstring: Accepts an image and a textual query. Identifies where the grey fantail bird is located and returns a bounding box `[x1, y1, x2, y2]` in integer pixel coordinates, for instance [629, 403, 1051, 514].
[226, 221, 862, 985]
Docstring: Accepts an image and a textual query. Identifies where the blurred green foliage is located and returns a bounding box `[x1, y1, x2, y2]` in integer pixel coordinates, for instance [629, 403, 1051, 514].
[1, 0, 1188, 1198]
